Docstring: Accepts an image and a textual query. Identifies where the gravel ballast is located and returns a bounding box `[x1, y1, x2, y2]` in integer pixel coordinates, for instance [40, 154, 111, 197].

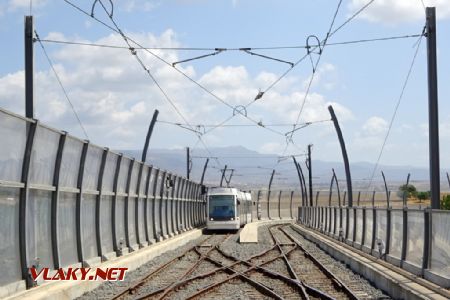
[77, 222, 389, 299]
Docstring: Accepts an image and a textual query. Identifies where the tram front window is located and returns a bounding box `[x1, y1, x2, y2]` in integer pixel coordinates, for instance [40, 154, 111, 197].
[209, 195, 235, 220]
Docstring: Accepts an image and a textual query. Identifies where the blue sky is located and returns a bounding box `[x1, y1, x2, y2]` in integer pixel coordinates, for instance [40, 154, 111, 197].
[1, 0, 450, 171]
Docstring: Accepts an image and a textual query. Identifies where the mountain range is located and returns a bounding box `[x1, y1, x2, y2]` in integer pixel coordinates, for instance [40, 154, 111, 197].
[118, 146, 447, 191]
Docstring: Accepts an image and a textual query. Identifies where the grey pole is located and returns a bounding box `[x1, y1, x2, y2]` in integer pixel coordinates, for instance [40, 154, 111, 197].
[426, 7, 440, 209]
[381, 171, 390, 207]
[403, 173, 411, 207]
[328, 105, 353, 207]
[220, 165, 227, 187]
[142, 109, 159, 163]
[298, 163, 308, 207]
[226, 169, 234, 187]
[186, 147, 190, 180]
[328, 172, 334, 206]
[200, 158, 209, 185]
[357, 191, 361, 206]
[267, 169, 275, 219]
[307, 144, 313, 206]
[25, 16, 34, 118]
[292, 156, 305, 207]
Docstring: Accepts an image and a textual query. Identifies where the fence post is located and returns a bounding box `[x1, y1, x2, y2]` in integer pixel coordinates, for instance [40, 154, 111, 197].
[124, 158, 135, 250]
[401, 206, 408, 264]
[290, 190, 294, 219]
[95, 148, 107, 259]
[152, 169, 160, 239]
[166, 173, 173, 237]
[385, 207, 392, 259]
[112, 154, 122, 255]
[19, 120, 37, 288]
[135, 162, 144, 248]
[171, 176, 177, 235]
[76, 141, 89, 266]
[371, 209, 377, 251]
[362, 207, 366, 247]
[174, 176, 181, 234]
[51, 132, 66, 269]
[179, 178, 186, 232]
[278, 190, 282, 219]
[159, 171, 167, 240]
[422, 208, 431, 273]
[144, 166, 153, 244]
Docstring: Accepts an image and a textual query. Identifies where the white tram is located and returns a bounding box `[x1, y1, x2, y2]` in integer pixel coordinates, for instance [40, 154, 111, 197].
[206, 187, 253, 230]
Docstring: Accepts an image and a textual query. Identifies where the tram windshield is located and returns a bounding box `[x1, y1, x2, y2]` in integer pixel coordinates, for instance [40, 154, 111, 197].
[209, 195, 235, 220]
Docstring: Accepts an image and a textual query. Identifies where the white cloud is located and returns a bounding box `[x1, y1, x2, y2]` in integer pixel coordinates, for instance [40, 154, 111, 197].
[121, 0, 160, 13]
[348, 0, 450, 25]
[362, 116, 388, 136]
[0, 29, 353, 152]
[8, 0, 47, 11]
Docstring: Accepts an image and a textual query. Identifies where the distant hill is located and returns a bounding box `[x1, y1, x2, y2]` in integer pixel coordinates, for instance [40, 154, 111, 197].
[117, 146, 445, 191]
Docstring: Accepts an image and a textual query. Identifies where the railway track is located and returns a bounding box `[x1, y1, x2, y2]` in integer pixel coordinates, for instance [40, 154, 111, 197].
[109, 224, 379, 300]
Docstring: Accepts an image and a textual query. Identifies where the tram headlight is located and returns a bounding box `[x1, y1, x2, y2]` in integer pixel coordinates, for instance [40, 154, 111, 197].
[231, 218, 234, 220]
[210, 218, 214, 221]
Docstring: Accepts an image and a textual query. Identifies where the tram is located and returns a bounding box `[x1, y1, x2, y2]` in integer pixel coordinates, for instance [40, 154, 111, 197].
[206, 187, 253, 230]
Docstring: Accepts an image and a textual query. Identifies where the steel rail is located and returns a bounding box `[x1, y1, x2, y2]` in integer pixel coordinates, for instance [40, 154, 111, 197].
[155, 234, 232, 299]
[185, 256, 285, 300]
[110, 234, 217, 299]
[280, 225, 360, 300]
[136, 244, 285, 299]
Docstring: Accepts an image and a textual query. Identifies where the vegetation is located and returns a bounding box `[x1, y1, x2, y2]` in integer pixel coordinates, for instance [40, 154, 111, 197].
[441, 195, 450, 210]
[398, 184, 417, 198]
[416, 191, 430, 203]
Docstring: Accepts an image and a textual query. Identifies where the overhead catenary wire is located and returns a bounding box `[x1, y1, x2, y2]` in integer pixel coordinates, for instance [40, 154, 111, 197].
[93, 0, 223, 170]
[63, 0, 286, 139]
[276, 0, 344, 166]
[156, 119, 331, 128]
[34, 30, 90, 140]
[36, 33, 423, 51]
[364, 30, 425, 196]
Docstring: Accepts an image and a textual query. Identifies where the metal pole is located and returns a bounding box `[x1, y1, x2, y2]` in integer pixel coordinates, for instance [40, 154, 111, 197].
[328, 105, 353, 207]
[292, 156, 305, 207]
[267, 169, 275, 219]
[357, 191, 361, 206]
[25, 16, 34, 119]
[226, 169, 234, 187]
[328, 172, 334, 206]
[19, 121, 37, 287]
[298, 163, 308, 206]
[200, 158, 209, 185]
[381, 171, 390, 207]
[332, 169, 341, 207]
[403, 173, 411, 207]
[142, 109, 159, 163]
[307, 144, 313, 206]
[426, 7, 440, 209]
[186, 147, 190, 180]
[220, 165, 227, 187]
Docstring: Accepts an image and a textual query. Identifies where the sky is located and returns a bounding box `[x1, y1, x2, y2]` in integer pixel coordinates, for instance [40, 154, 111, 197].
[1, 0, 450, 173]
